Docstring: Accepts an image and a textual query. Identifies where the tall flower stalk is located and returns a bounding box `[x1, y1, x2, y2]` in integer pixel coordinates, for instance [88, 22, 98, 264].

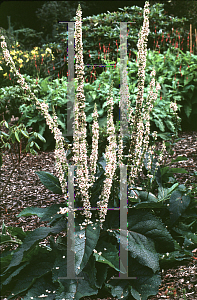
[96, 81, 117, 228]
[0, 36, 72, 210]
[125, 1, 161, 189]
[72, 4, 117, 229]
[1, 1, 173, 231]
[72, 4, 99, 227]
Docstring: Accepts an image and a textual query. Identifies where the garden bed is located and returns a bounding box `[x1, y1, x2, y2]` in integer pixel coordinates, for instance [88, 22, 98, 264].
[0, 119, 197, 299]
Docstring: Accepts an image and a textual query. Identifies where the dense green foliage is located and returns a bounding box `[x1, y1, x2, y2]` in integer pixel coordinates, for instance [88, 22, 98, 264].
[1, 147, 197, 299]
[0, 2, 197, 154]
[1, 42, 197, 152]
[0, 2, 197, 299]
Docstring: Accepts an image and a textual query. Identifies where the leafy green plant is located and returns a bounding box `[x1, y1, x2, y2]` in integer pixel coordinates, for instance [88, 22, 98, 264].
[2, 39, 197, 152]
[2, 2, 197, 142]
[0, 119, 46, 197]
[0, 221, 23, 247]
[0, 2, 197, 300]
[0, 26, 57, 89]
[1, 150, 196, 299]
[33, 2, 190, 81]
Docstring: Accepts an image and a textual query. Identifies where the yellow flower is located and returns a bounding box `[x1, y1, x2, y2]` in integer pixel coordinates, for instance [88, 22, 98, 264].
[45, 47, 52, 54]
[18, 58, 23, 64]
[10, 50, 16, 55]
[0, 66, 3, 71]
[31, 50, 38, 56]
[3, 72, 7, 77]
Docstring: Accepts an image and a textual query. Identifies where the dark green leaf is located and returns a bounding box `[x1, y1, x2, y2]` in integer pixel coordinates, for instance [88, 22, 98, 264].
[35, 171, 62, 194]
[17, 207, 46, 218]
[168, 191, 191, 225]
[14, 131, 20, 143]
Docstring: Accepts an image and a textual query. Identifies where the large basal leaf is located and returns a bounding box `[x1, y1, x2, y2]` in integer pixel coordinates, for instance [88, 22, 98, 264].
[105, 258, 161, 300]
[1, 261, 29, 290]
[93, 240, 127, 274]
[40, 76, 51, 93]
[35, 171, 62, 194]
[5, 248, 55, 299]
[159, 250, 193, 268]
[55, 274, 98, 300]
[40, 204, 65, 223]
[168, 190, 191, 225]
[164, 119, 175, 132]
[22, 275, 57, 300]
[106, 210, 175, 256]
[52, 217, 101, 283]
[106, 278, 135, 300]
[128, 210, 175, 253]
[129, 258, 161, 300]
[76, 220, 101, 274]
[4, 219, 67, 274]
[172, 223, 197, 248]
[157, 183, 179, 202]
[17, 205, 64, 227]
[52, 249, 98, 300]
[113, 229, 159, 273]
[0, 251, 15, 274]
[94, 258, 108, 289]
[0, 234, 22, 246]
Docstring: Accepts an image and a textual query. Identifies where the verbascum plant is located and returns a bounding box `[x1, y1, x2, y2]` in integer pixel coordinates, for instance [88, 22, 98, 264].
[125, 2, 162, 189]
[0, 1, 169, 231]
[2, 3, 191, 299]
[71, 4, 97, 226]
[96, 81, 117, 228]
[0, 36, 71, 208]
[72, 4, 118, 226]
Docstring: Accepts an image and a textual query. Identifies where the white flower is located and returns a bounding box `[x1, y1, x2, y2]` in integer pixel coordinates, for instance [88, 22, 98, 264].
[79, 233, 85, 239]
[170, 102, 178, 112]
[0, 0, 160, 235]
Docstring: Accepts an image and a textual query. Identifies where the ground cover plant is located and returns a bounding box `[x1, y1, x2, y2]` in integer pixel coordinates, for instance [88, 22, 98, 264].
[0, 2, 197, 300]
[1, 1, 197, 144]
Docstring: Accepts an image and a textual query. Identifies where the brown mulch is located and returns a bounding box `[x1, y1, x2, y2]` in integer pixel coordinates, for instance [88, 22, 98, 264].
[0, 116, 197, 300]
